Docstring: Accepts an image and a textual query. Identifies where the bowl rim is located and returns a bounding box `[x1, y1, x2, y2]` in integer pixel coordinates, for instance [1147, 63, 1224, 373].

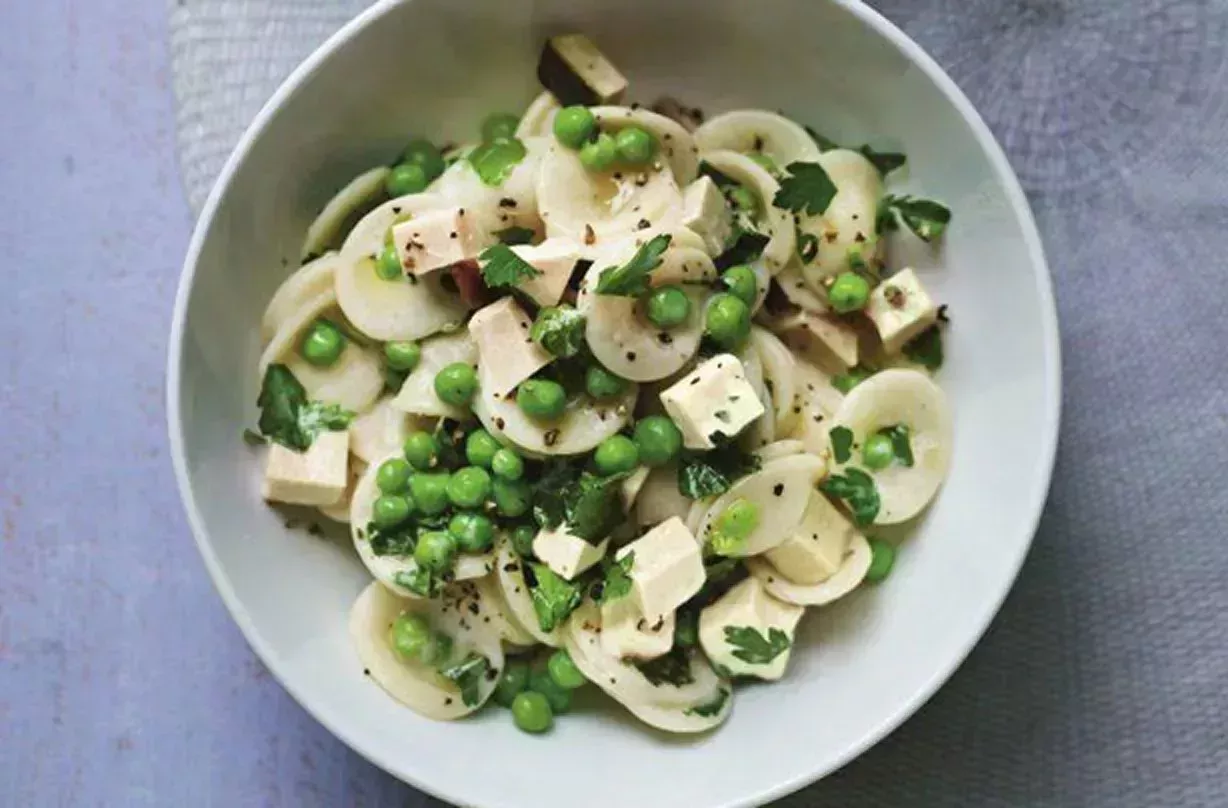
[166, 0, 1062, 804]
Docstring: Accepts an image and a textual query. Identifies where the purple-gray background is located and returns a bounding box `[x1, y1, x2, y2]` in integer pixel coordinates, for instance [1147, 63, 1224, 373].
[2, 0, 1226, 805]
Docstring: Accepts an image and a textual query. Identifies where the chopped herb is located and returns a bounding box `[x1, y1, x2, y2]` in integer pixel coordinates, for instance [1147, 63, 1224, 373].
[882, 424, 915, 467]
[597, 551, 634, 603]
[478, 243, 542, 288]
[829, 426, 854, 464]
[432, 418, 468, 470]
[803, 125, 839, 152]
[714, 229, 769, 271]
[773, 162, 838, 217]
[684, 687, 730, 718]
[495, 225, 536, 245]
[857, 145, 907, 177]
[255, 364, 354, 451]
[439, 653, 489, 707]
[595, 234, 672, 297]
[832, 366, 872, 394]
[530, 305, 587, 359]
[393, 562, 445, 598]
[241, 429, 267, 446]
[902, 325, 944, 371]
[467, 137, 527, 186]
[635, 646, 694, 687]
[565, 471, 631, 542]
[725, 625, 791, 665]
[877, 194, 952, 242]
[527, 563, 583, 632]
[367, 520, 416, 557]
[677, 440, 761, 500]
[820, 467, 880, 525]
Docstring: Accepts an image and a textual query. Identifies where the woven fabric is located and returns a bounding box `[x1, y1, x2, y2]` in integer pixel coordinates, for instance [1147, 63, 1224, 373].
[169, 1, 1228, 805]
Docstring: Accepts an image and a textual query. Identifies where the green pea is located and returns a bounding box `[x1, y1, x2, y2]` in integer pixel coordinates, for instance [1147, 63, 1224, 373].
[578, 132, 618, 172]
[749, 152, 779, 175]
[546, 649, 587, 690]
[386, 162, 429, 197]
[585, 365, 628, 401]
[704, 292, 751, 350]
[376, 243, 403, 281]
[403, 431, 439, 470]
[493, 659, 530, 707]
[490, 448, 524, 481]
[373, 494, 411, 527]
[401, 139, 446, 183]
[464, 429, 501, 468]
[447, 466, 492, 509]
[434, 362, 478, 407]
[728, 184, 759, 213]
[529, 667, 572, 714]
[492, 477, 531, 518]
[553, 105, 597, 149]
[594, 435, 639, 476]
[481, 112, 520, 143]
[390, 613, 433, 661]
[448, 511, 495, 553]
[299, 319, 346, 367]
[614, 126, 657, 165]
[414, 530, 457, 572]
[510, 524, 537, 557]
[409, 472, 451, 516]
[674, 610, 698, 647]
[865, 537, 896, 583]
[645, 285, 691, 329]
[862, 433, 895, 470]
[832, 367, 870, 394]
[716, 497, 759, 540]
[376, 458, 413, 494]
[511, 690, 553, 733]
[721, 265, 758, 306]
[827, 272, 871, 313]
[632, 416, 682, 467]
[516, 379, 567, 421]
[383, 340, 421, 372]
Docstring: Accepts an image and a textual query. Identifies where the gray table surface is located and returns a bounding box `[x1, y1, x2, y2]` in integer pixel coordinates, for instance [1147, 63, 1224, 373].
[3, 0, 1227, 806]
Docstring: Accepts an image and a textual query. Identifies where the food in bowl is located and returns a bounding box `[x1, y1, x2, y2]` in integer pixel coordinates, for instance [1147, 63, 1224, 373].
[249, 33, 954, 736]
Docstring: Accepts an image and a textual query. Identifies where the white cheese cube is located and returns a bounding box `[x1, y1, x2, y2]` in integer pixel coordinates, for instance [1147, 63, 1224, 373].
[866, 268, 938, 354]
[533, 525, 608, 581]
[541, 34, 628, 105]
[391, 206, 479, 276]
[681, 177, 733, 256]
[764, 492, 860, 584]
[261, 430, 350, 506]
[775, 311, 859, 371]
[511, 240, 580, 308]
[468, 297, 554, 397]
[600, 595, 675, 660]
[617, 517, 705, 621]
[698, 576, 804, 681]
[659, 354, 765, 450]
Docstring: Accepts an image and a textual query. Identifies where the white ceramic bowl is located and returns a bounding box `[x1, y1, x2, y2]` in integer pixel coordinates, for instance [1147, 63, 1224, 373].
[168, 0, 1060, 805]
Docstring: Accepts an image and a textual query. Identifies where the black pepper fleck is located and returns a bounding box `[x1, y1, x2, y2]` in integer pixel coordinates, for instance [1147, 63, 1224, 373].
[773, 483, 785, 496]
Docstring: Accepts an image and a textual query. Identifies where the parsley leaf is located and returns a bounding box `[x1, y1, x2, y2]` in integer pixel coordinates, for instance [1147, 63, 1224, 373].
[773, 162, 838, 217]
[635, 646, 695, 687]
[439, 653, 490, 707]
[594, 234, 672, 297]
[495, 225, 535, 245]
[803, 125, 840, 152]
[393, 562, 445, 598]
[832, 367, 872, 394]
[903, 325, 944, 371]
[531, 460, 578, 530]
[829, 426, 854, 464]
[526, 563, 584, 632]
[879, 194, 952, 242]
[566, 471, 631, 542]
[685, 687, 731, 717]
[820, 467, 880, 525]
[242, 429, 267, 446]
[725, 625, 791, 665]
[857, 145, 907, 177]
[596, 551, 634, 603]
[530, 305, 587, 359]
[478, 243, 542, 289]
[677, 441, 762, 500]
[366, 520, 416, 557]
[256, 364, 354, 451]
[882, 424, 915, 467]
[467, 137, 527, 187]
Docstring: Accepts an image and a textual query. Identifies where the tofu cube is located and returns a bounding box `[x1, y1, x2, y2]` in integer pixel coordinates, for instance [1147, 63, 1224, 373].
[659, 354, 765, 450]
[391, 206, 479, 276]
[538, 34, 628, 106]
[533, 525, 608, 581]
[600, 595, 675, 660]
[512, 240, 580, 308]
[698, 576, 804, 681]
[764, 492, 861, 585]
[866, 268, 939, 354]
[617, 517, 705, 621]
[468, 297, 554, 397]
[775, 311, 859, 372]
[681, 177, 733, 255]
[261, 430, 349, 506]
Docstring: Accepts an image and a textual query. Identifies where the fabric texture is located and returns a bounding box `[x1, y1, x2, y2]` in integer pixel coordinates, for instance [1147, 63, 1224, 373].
[168, 1, 1228, 805]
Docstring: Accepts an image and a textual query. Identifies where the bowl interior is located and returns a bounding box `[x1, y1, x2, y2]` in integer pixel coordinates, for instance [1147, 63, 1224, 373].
[170, 0, 1058, 806]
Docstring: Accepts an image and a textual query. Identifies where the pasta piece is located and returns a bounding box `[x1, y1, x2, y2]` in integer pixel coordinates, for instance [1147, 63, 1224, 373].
[389, 331, 477, 420]
[694, 110, 822, 169]
[301, 166, 389, 260]
[750, 326, 800, 436]
[699, 150, 796, 273]
[589, 106, 700, 185]
[695, 453, 825, 557]
[795, 148, 883, 290]
[747, 534, 872, 606]
[261, 252, 341, 343]
[494, 538, 563, 647]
